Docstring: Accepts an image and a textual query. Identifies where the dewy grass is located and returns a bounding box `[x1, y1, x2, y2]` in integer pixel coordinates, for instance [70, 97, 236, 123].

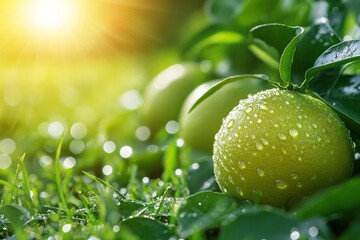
[54, 136, 69, 215]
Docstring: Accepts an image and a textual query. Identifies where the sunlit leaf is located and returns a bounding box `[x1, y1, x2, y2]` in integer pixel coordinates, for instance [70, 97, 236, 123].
[177, 191, 249, 238]
[182, 25, 245, 59]
[188, 74, 270, 113]
[294, 176, 360, 219]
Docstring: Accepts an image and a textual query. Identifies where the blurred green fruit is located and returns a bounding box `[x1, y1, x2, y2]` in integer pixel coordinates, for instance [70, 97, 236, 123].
[140, 62, 206, 135]
[179, 77, 270, 153]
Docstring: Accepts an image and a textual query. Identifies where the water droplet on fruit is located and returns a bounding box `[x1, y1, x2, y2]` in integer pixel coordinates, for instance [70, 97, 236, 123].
[227, 120, 234, 128]
[256, 142, 263, 150]
[260, 104, 268, 110]
[228, 175, 234, 184]
[278, 133, 287, 140]
[245, 107, 252, 114]
[290, 173, 298, 180]
[276, 180, 288, 189]
[257, 168, 265, 177]
[261, 138, 269, 145]
[289, 129, 298, 138]
[238, 161, 246, 169]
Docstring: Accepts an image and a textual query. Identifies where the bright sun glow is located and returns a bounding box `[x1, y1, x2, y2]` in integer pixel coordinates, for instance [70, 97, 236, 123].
[24, 0, 79, 36]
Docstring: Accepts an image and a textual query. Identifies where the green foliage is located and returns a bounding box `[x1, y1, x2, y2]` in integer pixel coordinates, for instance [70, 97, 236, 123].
[1, 0, 360, 239]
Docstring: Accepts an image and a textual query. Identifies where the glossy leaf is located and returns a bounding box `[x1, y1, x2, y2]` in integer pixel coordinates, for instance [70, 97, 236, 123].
[312, 74, 360, 133]
[294, 176, 360, 219]
[278, 26, 304, 83]
[121, 217, 175, 240]
[291, 19, 341, 84]
[305, 40, 360, 80]
[186, 156, 219, 194]
[177, 191, 249, 238]
[188, 74, 270, 113]
[249, 24, 304, 84]
[220, 208, 333, 240]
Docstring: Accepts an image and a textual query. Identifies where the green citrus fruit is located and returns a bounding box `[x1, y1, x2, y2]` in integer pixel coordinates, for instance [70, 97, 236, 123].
[213, 88, 354, 208]
[179, 78, 270, 153]
[141, 62, 206, 134]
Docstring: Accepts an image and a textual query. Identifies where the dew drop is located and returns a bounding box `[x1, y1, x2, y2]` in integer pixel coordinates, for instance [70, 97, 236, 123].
[251, 134, 256, 139]
[228, 175, 234, 184]
[298, 157, 302, 161]
[261, 138, 269, 145]
[312, 123, 318, 129]
[317, 136, 322, 142]
[257, 119, 262, 123]
[296, 123, 302, 128]
[290, 173, 298, 180]
[260, 104, 268, 110]
[245, 107, 252, 114]
[305, 132, 310, 137]
[297, 182, 303, 188]
[274, 124, 279, 128]
[276, 180, 288, 189]
[256, 142, 263, 151]
[285, 100, 290, 105]
[278, 133, 287, 140]
[236, 186, 244, 196]
[289, 129, 299, 138]
[257, 168, 265, 177]
[238, 161, 246, 169]
[227, 120, 234, 128]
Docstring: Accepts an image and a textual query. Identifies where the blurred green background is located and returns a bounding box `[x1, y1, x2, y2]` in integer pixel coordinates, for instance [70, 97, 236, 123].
[0, 0, 204, 171]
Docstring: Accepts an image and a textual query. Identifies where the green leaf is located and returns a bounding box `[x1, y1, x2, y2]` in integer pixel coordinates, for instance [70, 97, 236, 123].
[182, 25, 245, 59]
[305, 40, 360, 81]
[188, 74, 270, 113]
[177, 191, 249, 238]
[339, 218, 360, 240]
[121, 217, 175, 240]
[186, 156, 219, 194]
[294, 176, 360, 219]
[249, 23, 304, 84]
[312, 74, 360, 134]
[1, 204, 30, 239]
[279, 26, 304, 83]
[205, 0, 245, 24]
[292, 18, 341, 84]
[219, 208, 333, 240]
